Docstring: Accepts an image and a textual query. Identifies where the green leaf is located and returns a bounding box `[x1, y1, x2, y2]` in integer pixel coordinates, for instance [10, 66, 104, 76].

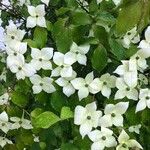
[11, 91, 28, 107]
[23, 39, 37, 48]
[33, 111, 60, 128]
[31, 108, 44, 118]
[71, 11, 91, 26]
[109, 38, 126, 60]
[116, 1, 142, 35]
[52, 19, 72, 53]
[60, 107, 74, 120]
[33, 27, 47, 48]
[61, 143, 79, 150]
[91, 45, 108, 72]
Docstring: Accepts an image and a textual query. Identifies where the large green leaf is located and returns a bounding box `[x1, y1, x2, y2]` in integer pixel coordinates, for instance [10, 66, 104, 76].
[116, 1, 142, 35]
[91, 45, 108, 72]
[60, 106, 74, 120]
[33, 111, 60, 129]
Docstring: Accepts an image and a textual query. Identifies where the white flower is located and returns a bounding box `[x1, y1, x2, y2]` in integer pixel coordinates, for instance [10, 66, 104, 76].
[0, 111, 11, 133]
[74, 102, 102, 138]
[26, 5, 46, 28]
[7, 56, 36, 80]
[138, 26, 150, 57]
[51, 52, 74, 78]
[30, 74, 56, 94]
[96, 0, 103, 4]
[116, 130, 143, 150]
[71, 72, 96, 100]
[18, 0, 30, 6]
[114, 59, 138, 88]
[33, 134, 39, 142]
[64, 42, 90, 65]
[99, 73, 116, 98]
[113, 0, 122, 5]
[55, 71, 77, 97]
[121, 27, 140, 49]
[136, 88, 150, 113]
[0, 136, 12, 148]
[130, 50, 148, 72]
[41, 0, 50, 6]
[129, 124, 141, 134]
[88, 127, 117, 150]
[0, 69, 6, 82]
[99, 102, 129, 127]
[137, 74, 148, 88]
[0, 93, 10, 105]
[4, 22, 26, 45]
[10, 116, 33, 130]
[115, 78, 138, 100]
[30, 47, 53, 71]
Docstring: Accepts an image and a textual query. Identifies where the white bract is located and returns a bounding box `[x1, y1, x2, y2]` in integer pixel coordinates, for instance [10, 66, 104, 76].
[4, 22, 26, 45]
[26, 5, 46, 28]
[31, 47, 53, 71]
[0, 136, 12, 148]
[18, 0, 30, 6]
[99, 102, 129, 127]
[113, 0, 122, 5]
[138, 26, 150, 57]
[64, 42, 90, 65]
[10, 116, 33, 130]
[129, 124, 141, 134]
[0, 93, 10, 105]
[55, 71, 77, 97]
[41, 0, 50, 6]
[136, 88, 150, 113]
[115, 78, 138, 100]
[74, 102, 102, 138]
[121, 27, 140, 49]
[116, 130, 143, 150]
[0, 111, 11, 133]
[52, 52, 74, 78]
[30, 74, 56, 94]
[114, 59, 138, 88]
[7, 56, 36, 80]
[88, 127, 117, 150]
[71, 72, 97, 100]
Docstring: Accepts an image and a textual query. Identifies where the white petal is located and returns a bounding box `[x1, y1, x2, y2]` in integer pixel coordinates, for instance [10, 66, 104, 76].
[85, 72, 94, 84]
[41, 61, 52, 70]
[31, 48, 41, 59]
[116, 78, 127, 90]
[118, 130, 129, 143]
[115, 102, 129, 114]
[28, 6, 36, 16]
[71, 78, 85, 89]
[145, 26, 150, 42]
[53, 52, 64, 66]
[43, 84, 56, 93]
[77, 53, 87, 65]
[78, 87, 89, 100]
[128, 139, 143, 149]
[0, 112, 8, 122]
[104, 104, 115, 114]
[55, 77, 68, 87]
[64, 52, 76, 65]
[85, 102, 97, 112]
[41, 0, 50, 6]
[26, 16, 36, 28]
[41, 47, 53, 60]
[32, 85, 42, 94]
[112, 114, 123, 127]
[101, 86, 111, 98]
[23, 64, 36, 77]
[136, 100, 146, 113]
[91, 142, 104, 150]
[51, 67, 61, 77]
[63, 84, 75, 97]
[60, 66, 73, 77]
[37, 17, 46, 28]
[127, 89, 138, 101]
[78, 44, 90, 54]
[88, 129, 101, 142]
[30, 74, 41, 84]
[115, 90, 126, 100]
[35, 5, 45, 16]
[99, 115, 112, 127]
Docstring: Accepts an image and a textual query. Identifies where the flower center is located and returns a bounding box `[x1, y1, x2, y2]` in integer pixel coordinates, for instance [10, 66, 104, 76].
[19, 121, 22, 124]
[76, 51, 79, 54]
[14, 52, 17, 56]
[122, 143, 127, 148]
[103, 82, 107, 85]
[85, 84, 88, 87]
[126, 87, 130, 91]
[40, 83, 43, 86]
[111, 113, 116, 117]
[136, 56, 139, 60]
[146, 96, 149, 100]
[87, 116, 91, 120]
[2, 123, 5, 126]
[11, 36, 15, 39]
[39, 58, 42, 62]
[18, 67, 22, 70]
[127, 32, 131, 35]
[102, 136, 106, 140]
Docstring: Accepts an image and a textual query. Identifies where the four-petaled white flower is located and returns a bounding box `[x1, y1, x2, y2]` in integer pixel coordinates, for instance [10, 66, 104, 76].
[0, 93, 10, 105]
[0, 136, 12, 148]
[27, 5, 46, 28]
[88, 127, 117, 150]
[136, 88, 150, 113]
[7, 56, 36, 80]
[121, 27, 140, 49]
[114, 59, 138, 88]
[4, 22, 26, 45]
[64, 42, 90, 65]
[129, 124, 141, 134]
[116, 130, 143, 150]
[10, 116, 33, 130]
[74, 102, 102, 138]
[138, 26, 150, 57]
[51, 52, 74, 78]
[99, 102, 129, 127]
[55, 71, 77, 97]
[71, 72, 96, 100]
[30, 74, 56, 94]
[130, 50, 148, 72]
[0, 111, 11, 133]
[31, 47, 53, 71]
[115, 78, 138, 100]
